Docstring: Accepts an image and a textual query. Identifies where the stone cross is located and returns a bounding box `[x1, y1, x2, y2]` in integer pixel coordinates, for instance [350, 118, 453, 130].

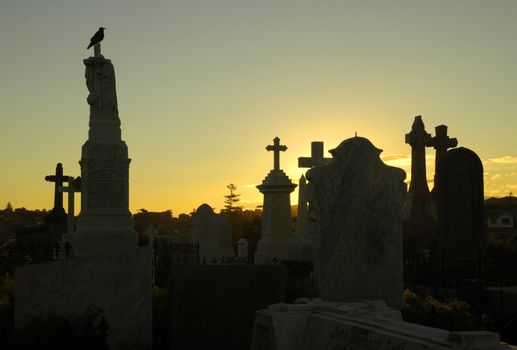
[59, 176, 81, 234]
[298, 141, 331, 168]
[45, 163, 70, 214]
[266, 137, 287, 171]
[428, 124, 457, 175]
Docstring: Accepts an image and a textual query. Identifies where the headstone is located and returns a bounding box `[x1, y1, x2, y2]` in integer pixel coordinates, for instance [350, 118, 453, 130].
[255, 137, 297, 264]
[237, 238, 249, 261]
[306, 137, 406, 308]
[191, 203, 235, 262]
[15, 43, 152, 350]
[435, 147, 485, 260]
[250, 299, 511, 350]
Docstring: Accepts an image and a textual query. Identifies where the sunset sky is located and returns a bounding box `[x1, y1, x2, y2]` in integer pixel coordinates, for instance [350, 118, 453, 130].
[1, 0, 516, 215]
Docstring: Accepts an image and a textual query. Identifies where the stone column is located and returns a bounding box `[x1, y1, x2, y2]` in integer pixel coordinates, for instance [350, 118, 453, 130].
[255, 137, 297, 264]
[237, 238, 249, 262]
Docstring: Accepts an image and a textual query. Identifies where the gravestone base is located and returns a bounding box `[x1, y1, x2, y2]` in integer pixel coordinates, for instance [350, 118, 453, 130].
[255, 235, 294, 264]
[15, 246, 152, 350]
[250, 299, 513, 350]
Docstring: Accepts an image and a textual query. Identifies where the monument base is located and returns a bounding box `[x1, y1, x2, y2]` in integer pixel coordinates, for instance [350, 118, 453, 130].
[15, 246, 152, 350]
[255, 234, 294, 264]
[250, 299, 512, 350]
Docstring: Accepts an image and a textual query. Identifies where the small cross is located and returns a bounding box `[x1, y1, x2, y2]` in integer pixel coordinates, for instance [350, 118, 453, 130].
[428, 124, 457, 172]
[266, 137, 287, 171]
[298, 141, 331, 168]
[45, 163, 70, 214]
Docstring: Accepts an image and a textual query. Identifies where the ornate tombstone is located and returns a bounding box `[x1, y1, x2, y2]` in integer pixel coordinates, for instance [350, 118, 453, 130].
[306, 137, 406, 308]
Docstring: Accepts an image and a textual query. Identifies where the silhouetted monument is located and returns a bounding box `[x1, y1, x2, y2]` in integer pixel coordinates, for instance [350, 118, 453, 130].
[255, 137, 297, 264]
[405, 116, 432, 222]
[435, 147, 485, 260]
[403, 116, 436, 257]
[306, 137, 406, 307]
[429, 124, 458, 189]
[43, 163, 69, 243]
[72, 41, 138, 256]
[16, 41, 152, 350]
[191, 203, 235, 262]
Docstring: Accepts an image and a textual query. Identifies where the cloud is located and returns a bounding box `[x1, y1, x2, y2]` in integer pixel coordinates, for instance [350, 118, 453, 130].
[484, 156, 517, 164]
[490, 174, 501, 181]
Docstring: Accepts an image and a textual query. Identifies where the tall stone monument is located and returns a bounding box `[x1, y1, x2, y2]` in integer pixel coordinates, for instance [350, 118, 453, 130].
[15, 43, 152, 350]
[72, 44, 138, 256]
[306, 137, 406, 308]
[435, 147, 485, 260]
[403, 116, 436, 257]
[255, 137, 297, 264]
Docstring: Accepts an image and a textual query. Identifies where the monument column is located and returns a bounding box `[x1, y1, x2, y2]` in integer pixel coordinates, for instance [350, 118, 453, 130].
[73, 43, 138, 257]
[405, 116, 431, 222]
[254, 137, 297, 264]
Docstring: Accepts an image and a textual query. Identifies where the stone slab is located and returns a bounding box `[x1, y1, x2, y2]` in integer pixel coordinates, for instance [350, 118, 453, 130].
[15, 246, 152, 350]
[250, 299, 513, 350]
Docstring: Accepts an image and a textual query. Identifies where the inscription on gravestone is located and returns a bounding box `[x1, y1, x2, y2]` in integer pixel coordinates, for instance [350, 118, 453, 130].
[326, 327, 406, 350]
[88, 169, 123, 208]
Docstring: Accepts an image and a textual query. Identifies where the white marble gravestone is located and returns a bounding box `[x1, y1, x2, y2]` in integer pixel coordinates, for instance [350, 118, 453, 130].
[306, 136, 406, 308]
[237, 238, 249, 261]
[191, 204, 235, 262]
[255, 137, 297, 264]
[250, 299, 512, 350]
[15, 44, 152, 350]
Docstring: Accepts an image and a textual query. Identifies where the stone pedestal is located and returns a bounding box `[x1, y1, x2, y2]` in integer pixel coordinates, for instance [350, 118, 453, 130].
[15, 247, 152, 350]
[255, 169, 296, 264]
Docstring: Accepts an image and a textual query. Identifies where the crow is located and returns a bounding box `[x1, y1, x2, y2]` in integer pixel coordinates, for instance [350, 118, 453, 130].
[87, 27, 106, 49]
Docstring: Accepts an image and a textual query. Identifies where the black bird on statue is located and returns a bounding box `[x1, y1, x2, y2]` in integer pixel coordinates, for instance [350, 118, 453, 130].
[87, 27, 106, 49]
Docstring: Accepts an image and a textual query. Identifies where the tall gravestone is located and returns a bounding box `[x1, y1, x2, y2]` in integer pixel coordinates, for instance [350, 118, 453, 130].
[435, 147, 485, 260]
[306, 137, 406, 308]
[72, 47, 137, 256]
[191, 203, 235, 262]
[403, 116, 437, 257]
[15, 44, 152, 350]
[255, 137, 297, 264]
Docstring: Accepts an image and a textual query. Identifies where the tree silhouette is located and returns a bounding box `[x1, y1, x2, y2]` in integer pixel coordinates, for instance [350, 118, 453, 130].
[223, 184, 243, 214]
[4, 202, 13, 212]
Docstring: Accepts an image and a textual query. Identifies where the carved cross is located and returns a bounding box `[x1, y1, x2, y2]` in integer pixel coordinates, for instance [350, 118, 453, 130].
[405, 116, 431, 146]
[428, 124, 458, 181]
[59, 177, 81, 234]
[266, 137, 287, 171]
[45, 163, 70, 214]
[298, 141, 331, 168]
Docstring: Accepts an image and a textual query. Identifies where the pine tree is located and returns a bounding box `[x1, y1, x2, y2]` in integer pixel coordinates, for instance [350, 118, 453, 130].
[223, 184, 243, 213]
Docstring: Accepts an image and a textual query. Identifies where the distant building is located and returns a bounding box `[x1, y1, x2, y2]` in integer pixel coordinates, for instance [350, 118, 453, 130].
[485, 196, 517, 236]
